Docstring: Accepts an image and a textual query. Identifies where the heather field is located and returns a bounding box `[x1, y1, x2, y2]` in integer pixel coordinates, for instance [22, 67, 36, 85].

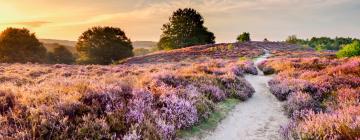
[0, 41, 359, 139]
[0, 42, 276, 139]
[259, 56, 360, 139]
[2, 1, 360, 139]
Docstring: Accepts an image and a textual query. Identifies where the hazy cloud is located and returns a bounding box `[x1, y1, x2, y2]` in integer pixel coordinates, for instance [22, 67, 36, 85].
[4, 21, 51, 28]
[0, 0, 359, 41]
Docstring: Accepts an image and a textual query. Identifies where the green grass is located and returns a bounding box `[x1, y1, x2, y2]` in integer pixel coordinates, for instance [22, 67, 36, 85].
[176, 98, 240, 138]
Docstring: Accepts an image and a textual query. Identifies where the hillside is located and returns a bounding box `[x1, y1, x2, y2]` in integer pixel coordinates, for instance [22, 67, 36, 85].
[121, 41, 314, 64]
[2, 41, 353, 140]
[40, 39, 157, 53]
[132, 41, 157, 48]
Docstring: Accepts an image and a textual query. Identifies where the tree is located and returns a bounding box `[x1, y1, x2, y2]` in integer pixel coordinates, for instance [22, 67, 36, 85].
[0, 28, 47, 63]
[76, 26, 133, 65]
[336, 41, 360, 58]
[237, 32, 251, 42]
[158, 8, 215, 50]
[285, 35, 299, 44]
[48, 44, 75, 64]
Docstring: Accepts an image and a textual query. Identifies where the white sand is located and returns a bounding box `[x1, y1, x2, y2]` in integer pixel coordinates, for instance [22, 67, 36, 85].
[200, 51, 288, 140]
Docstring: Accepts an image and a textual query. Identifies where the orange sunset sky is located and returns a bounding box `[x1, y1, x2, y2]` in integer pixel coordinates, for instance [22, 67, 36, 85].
[1, 0, 359, 42]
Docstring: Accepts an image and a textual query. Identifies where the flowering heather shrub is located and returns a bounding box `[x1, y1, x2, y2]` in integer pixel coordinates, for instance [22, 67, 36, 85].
[0, 54, 257, 139]
[159, 94, 198, 129]
[268, 77, 313, 101]
[284, 91, 319, 117]
[0, 90, 15, 114]
[199, 85, 226, 102]
[335, 88, 360, 108]
[297, 105, 360, 139]
[241, 60, 258, 75]
[218, 74, 254, 101]
[264, 56, 360, 139]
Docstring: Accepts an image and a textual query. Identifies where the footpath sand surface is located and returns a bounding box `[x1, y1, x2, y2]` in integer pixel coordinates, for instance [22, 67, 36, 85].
[202, 52, 288, 140]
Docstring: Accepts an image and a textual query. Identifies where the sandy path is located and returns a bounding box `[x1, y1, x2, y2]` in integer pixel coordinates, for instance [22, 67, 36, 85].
[202, 51, 288, 140]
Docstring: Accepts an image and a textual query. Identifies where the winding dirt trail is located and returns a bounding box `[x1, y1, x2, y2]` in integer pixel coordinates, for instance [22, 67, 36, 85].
[202, 51, 288, 140]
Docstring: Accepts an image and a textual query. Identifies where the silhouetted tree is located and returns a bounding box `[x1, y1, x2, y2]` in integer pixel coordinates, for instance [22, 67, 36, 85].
[48, 44, 75, 64]
[0, 28, 46, 63]
[76, 26, 133, 65]
[237, 32, 251, 43]
[158, 8, 215, 50]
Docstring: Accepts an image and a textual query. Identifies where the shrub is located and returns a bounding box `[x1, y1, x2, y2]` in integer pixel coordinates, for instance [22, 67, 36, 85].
[336, 41, 360, 58]
[159, 94, 198, 129]
[285, 35, 299, 44]
[284, 92, 319, 117]
[0, 90, 15, 114]
[219, 75, 254, 100]
[199, 85, 226, 102]
[297, 106, 360, 139]
[237, 32, 251, 43]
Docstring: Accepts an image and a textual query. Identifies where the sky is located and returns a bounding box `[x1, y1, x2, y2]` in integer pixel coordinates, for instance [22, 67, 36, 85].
[0, 0, 359, 42]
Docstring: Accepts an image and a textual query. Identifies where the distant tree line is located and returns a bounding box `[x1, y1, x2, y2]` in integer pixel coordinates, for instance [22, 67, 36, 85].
[285, 35, 360, 51]
[0, 27, 133, 65]
[1, 8, 360, 65]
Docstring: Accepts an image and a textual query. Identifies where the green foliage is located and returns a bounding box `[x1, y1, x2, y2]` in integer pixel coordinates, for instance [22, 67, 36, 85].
[0, 28, 47, 63]
[285, 35, 300, 44]
[76, 26, 133, 65]
[336, 41, 360, 58]
[285, 35, 358, 51]
[158, 8, 215, 50]
[237, 32, 251, 43]
[226, 44, 234, 50]
[47, 44, 75, 64]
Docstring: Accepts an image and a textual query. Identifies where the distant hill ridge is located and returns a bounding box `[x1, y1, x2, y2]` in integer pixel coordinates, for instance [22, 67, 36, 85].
[40, 39, 157, 53]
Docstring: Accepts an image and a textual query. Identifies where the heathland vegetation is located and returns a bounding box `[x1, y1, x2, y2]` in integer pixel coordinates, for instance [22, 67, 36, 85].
[0, 7, 359, 140]
[259, 55, 359, 139]
[285, 35, 359, 51]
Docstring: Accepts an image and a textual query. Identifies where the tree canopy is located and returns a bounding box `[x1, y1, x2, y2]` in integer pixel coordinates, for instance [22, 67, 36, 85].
[158, 8, 215, 50]
[76, 26, 133, 65]
[285, 35, 358, 51]
[0, 28, 47, 63]
[336, 41, 360, 58]
[47, 44, 75, 64]
[237, 32, 251, 42]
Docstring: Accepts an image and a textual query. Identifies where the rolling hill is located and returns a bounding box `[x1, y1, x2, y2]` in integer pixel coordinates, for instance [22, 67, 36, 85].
[40, 39, 157, 54]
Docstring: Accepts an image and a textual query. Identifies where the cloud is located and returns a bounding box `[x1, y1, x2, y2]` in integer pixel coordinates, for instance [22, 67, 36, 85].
[5, 21, 51, 28]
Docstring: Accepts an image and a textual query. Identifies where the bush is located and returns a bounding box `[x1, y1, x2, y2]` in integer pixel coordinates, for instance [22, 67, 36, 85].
[237, 32, 250, 43]
[285, 35, 300, 44]
[76, 26, 133, 65]
[0, 90, 15, 114]
[336, 41, 360, 58]
[47, 44, 75, 64]
[158, 8, 215, 50]
[0, 28, 47, 63]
